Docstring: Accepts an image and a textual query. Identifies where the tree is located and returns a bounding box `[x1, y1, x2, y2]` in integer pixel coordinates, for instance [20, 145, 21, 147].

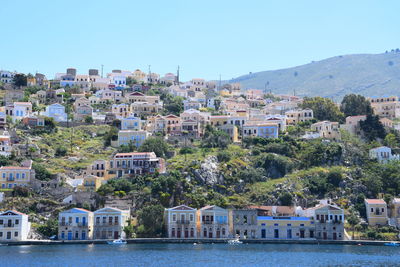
[340, 94, 372, 117]
[84, 116, 93, 124]
[384, 133, 399, 148]
[12, 73, 27, 88]
[55, 146, 67, 157]
[359, 114, 386, 141]
[37, 219, 58, 238]
[278, 192, 293, 206]
[300, 97, 345, 123]
[32, 163, 52, 181]
[138, 137, 170, 158]
[137, 204, 165, 237]
[347, 211, 360, 240]
[201, 125, 231, 149]
[126, 77, 137, 87]
[104, 126, 118, 146]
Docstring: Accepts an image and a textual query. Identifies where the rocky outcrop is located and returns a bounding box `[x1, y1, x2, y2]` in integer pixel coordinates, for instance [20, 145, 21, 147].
[194, 156, 223, 185]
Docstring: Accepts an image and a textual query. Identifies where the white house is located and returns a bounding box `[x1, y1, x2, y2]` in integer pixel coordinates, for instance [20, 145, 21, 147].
[0, 210, 30, 241]
[44, 103, 68, 122]
[369, 146, 400, 163]
[12, 102, 32, 121]
[93, 207, 130, 239]
[165, 205, 197, 238]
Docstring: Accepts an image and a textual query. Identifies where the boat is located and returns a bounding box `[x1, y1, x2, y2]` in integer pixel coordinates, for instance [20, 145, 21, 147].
[228, 238, 243, 245]
[107, 239, 127, 245]
[384, 242, 400, 247]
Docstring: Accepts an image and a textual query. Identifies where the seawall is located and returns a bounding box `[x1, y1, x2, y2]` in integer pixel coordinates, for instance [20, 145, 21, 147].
[1, 238, 396, 246]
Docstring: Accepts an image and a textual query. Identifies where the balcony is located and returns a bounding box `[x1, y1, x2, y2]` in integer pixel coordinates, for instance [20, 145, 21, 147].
[0, 224, 15, 228]
[176, 220, 190, 225]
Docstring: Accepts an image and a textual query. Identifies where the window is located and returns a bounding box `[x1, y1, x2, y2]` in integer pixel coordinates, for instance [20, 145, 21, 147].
[190, 214, 194, 221]
[172, 214, 176, 221]
[22, 173, 25, 179]
[14, 232, 18, 237]
[76, 217, 79, 223]
[15, 220, 19, 225]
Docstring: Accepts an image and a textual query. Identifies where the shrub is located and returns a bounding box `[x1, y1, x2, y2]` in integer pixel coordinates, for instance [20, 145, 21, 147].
[55, 146, 67, 157]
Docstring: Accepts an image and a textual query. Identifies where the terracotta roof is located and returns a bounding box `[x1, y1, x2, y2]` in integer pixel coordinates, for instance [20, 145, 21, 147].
[365, 199, 386, 205]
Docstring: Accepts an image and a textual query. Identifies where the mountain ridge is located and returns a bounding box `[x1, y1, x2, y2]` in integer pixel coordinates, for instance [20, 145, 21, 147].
[229, 52, 400, 100]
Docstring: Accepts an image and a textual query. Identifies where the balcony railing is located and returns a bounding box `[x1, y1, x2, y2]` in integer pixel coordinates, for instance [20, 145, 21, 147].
[176, 220, 190, 225]
[0, 224, 15, 228]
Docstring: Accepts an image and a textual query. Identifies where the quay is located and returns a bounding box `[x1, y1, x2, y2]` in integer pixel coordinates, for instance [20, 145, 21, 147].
[1, 238, 396, 246]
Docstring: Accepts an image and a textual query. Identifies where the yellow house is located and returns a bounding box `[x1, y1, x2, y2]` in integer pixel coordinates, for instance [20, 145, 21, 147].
[209, 115, 229, 127]
[364, 199, 388, 226]
[78, 175, 103, 192]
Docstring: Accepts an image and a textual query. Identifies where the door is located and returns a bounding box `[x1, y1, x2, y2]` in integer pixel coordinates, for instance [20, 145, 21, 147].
[323, 232, 327, 240]
[82, 217, 86, 226]
[333, 233, 337, 240]
[177, 229, 181, 238]
[261, 229, 266, 238]
[287, 229, 292, 239]
[184, 228, 189, 238]
[82, 232, 86, 240]
[274, 229, 279, 238]
[67, 231, 72, 240]
[114, 231, 119, 239]
[216, 229, 220, 238]
[6, 232, 11, 240]
[300, 230, 304, 238]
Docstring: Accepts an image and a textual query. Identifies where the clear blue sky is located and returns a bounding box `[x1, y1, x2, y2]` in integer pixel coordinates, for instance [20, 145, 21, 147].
[1, 0, 399, 81]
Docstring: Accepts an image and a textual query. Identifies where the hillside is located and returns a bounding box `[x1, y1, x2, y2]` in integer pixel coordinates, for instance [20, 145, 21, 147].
[230, 51, 400, 100]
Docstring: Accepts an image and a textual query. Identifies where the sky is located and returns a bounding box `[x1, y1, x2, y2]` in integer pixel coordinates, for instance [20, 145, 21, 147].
[1, 0, 399, 81]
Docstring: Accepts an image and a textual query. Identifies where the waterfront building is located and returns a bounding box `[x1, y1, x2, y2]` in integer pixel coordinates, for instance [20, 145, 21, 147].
[93, 207, 130, 239]
[199, 205, 230, 238]
[257, 216, 314, 239]
[364, 199, 388, 226]
[303, 202, 344, 240]
[109, 152, 166, 177]
[0, 160, 35, 189]
[0, 210, 30, 241]
[58, 208, 94, 240]
[165, 205, 197, 238]
[232, 209, 258, 239]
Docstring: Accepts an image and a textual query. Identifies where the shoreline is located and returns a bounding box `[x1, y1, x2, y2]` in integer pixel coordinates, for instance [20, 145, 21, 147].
[1, 238, 396, 247]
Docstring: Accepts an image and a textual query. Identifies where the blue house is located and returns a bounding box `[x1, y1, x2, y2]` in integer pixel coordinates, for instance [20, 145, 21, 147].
[58, 208, 93, 240]
[44, 103, 68, 122]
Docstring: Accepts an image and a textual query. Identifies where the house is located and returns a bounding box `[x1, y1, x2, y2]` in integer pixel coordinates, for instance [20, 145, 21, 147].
[380, 118, 394, 128]
[117, 130, 149, 148]
[44, 103, 68, 122]
[81, 160, 110, 180]
[311, 121, 341, 140]
[265, 114, 287, 132]
[0, 210, 30, 241]
[364, 199, 388, 226]
[368, 96, 400, 119]
[73, 98, 93, 121]
[58, 208, 94, 240]
[109, 152, 166, 177]
[199, 205, 230, 238]
[343, 115, 367, 135]
[285, 109, 314, 125]
[303, 201, 345, 240]
[112, 104, 130, 118]
[0, 71, 15, 84]
[0, 112, 6, 129]
[22, 115, 45, 127]
[242, 122, 279, 139]
[130, 102, 163, 117]
[218, 124, 239, 142]
[257, 215, 314, 240]
[11, 102, 32, 121]
[78, 175, 103, 192]
[165, 205, 197, 238]
[183, 99, 202, 110]
[0, 160, 35, 189]
[121, 116, 143, 130]
[0, 132, 12, 156]
[369, 146, 400, 163]
[93, 207, 130, 239]
[232, 209, 258, 239]
[389, 198, 400, 228]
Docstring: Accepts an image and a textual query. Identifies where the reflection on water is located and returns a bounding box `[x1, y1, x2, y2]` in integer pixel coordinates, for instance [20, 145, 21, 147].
[0, 243, 399, 267]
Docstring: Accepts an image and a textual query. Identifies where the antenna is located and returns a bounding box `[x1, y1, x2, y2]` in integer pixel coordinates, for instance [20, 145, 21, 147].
[176, 65, 180, 85]
[148, 65, 151, 83]
[101, 64, 104, 78]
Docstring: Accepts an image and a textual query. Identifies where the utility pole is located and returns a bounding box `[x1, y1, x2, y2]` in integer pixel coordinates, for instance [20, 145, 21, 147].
[101, 64, 104, 78]
[176, 65, 180, 85]
[148, 65, 151, 84]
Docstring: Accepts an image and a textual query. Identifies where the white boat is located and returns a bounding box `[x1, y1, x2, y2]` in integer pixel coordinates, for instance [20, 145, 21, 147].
[228, 238, 243, 245]
[107, 238, 127, 245]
